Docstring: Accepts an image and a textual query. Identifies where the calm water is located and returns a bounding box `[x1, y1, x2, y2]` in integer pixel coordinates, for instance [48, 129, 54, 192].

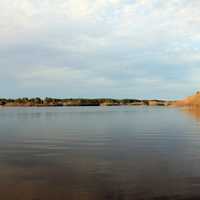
[1, 107, 200, 200]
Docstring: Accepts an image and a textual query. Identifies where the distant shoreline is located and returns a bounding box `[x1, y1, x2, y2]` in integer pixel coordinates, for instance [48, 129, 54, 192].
[0, 98, 175, 107]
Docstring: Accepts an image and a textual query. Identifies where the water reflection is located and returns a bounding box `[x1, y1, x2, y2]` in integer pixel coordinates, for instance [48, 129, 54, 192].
[183, 108, 200, 121]
[1, 107, 200, 200]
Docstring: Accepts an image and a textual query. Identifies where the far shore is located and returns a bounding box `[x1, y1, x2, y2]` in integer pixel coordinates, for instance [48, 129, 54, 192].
[3, 91, 200, 107]
[0, 98, 175, 107]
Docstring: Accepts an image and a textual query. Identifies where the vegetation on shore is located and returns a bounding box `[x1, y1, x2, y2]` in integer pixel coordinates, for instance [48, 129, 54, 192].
[0, 97, 173, 107]
[175, 91, 200, 107]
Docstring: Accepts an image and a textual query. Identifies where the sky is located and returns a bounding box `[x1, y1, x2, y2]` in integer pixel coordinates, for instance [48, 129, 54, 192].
[0, 0, 200, 99]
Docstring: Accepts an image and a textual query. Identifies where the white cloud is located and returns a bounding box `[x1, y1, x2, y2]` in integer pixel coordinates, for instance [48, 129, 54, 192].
[17, 66, 115, 89]
[1, 0, 200, 98]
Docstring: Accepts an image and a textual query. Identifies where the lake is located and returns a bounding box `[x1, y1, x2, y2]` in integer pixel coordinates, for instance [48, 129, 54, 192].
[0, 106, 200, 200]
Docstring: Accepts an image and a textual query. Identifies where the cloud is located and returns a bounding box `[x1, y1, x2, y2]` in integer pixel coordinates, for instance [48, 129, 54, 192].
[0, 0, 200, 98]
[17, 66, 114, 87]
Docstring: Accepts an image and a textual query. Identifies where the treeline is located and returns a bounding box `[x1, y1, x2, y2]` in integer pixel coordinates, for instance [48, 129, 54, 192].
[0, 97, 172, 107]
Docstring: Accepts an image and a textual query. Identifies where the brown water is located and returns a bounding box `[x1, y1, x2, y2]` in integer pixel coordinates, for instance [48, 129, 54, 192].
[0, 107, 200, 200]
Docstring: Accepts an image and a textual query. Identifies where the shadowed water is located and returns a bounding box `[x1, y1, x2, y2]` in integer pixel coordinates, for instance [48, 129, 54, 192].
[0, 107, 200, 200]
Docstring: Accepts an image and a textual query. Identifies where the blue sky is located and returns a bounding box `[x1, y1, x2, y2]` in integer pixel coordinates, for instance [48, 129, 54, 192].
[0, 0, 200, 99]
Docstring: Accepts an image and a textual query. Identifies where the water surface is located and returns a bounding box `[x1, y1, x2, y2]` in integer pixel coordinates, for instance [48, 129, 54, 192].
[0, 107, 200, 200]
